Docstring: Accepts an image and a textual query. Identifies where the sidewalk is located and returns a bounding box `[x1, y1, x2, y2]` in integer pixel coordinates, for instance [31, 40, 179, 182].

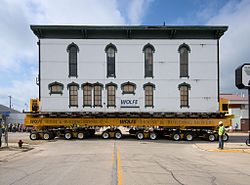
[0, 143, 33, 161]
[194, 142, 250, 154]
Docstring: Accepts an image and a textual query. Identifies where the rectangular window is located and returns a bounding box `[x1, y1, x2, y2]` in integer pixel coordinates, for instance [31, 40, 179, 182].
[180, 86, 188, 107]
[107, 86, 116, 107]
[69, 85, 78, 107]
[145, 86, 153, 107]
[180, 47, 188, 77]
[69, 46, 78, 77]
[145, 48, 153, 77]
[94, 86, 102, 107]
[83, 85, 92, 107]
[107, 48, 115, 77]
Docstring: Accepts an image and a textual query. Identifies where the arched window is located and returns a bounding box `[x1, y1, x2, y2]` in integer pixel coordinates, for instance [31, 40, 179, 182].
[67, 82, 79, 107]
[67, 43, 79, 77]
[82, 83, 92, 107]
[105, 43, 117, 78]
[178, 82, 191, 108]
[143, 43, 155, 78]
[106, 82, 117, 107]
[121, 82, 136, 94]
[178, 43, 190, 78]
[143, 82, 155, 107]
[93, 83, 103, 107]
[48, 81, 64, 95]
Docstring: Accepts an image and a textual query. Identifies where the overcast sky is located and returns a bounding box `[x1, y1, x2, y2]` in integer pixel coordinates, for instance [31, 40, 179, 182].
[0, 0, 249, 111]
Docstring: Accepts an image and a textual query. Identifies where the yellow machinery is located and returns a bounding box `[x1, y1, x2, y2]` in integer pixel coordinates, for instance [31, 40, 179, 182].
[25, 98, 232, 142]
[30, 98, 40, 113]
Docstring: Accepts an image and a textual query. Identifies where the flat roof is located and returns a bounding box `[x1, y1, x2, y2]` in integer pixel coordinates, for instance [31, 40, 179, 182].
[30, 25, 228, 39]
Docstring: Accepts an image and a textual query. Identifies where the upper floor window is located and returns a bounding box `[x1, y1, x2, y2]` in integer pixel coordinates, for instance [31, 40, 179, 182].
[121, 82, 136, 95]
[143, 82, 155, 107]
[82, 83, 92, 107]
[67, 43, 79, 78]
[48, 82, 64, 95]
[67, 82, 79, 107]
[178, 43, 191, 78]
[143, 43, 155, 78]
[178, 82, 191, 108]
[93, 83, 103, 107]
[106, 82, 117, 107]
[105, 43, 117, 78]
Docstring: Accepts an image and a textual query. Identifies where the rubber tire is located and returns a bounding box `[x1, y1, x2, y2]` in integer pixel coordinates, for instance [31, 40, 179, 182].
[102, 131, 110, 139]
[207, 134, 216, 142]
[30, 133, 38, 140]
[43, 132, 51, 140]
[136, 132, 144, 140]
[223, 133, 229, 142]
[172, 133, 181, 141]
[64, 132, 72, 140]
[246, 139, 250, 146]
[114, 131, 122, 139]
[184, 132, 194, 141]
[149, 132, 157, 140]
[77, 132, 85, 140]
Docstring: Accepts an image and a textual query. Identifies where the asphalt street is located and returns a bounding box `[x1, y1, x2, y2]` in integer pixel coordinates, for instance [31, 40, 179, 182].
[0, 133, 250, 185]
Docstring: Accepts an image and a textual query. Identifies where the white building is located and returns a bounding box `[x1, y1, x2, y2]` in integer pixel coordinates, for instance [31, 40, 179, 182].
[220, 93, 248, 131]
[31, 25, 227, 114]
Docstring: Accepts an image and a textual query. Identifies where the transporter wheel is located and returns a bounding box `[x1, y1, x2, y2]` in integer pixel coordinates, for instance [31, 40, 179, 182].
[246, 139, 250, 146]
[56, 131, 62, 137]
[30, 132, 38, 140]
[114, 131, 122, 139]
[172, 132, 181, 141]
[102, 131, 110, 139]
[136, 132, 144, 140]
[43, 132, 51, 140]
[223, 133, 229, 142]
[77, 132, 85, 140]
[184, 132, 194, 141]
[149, 132, 157, 140]
[207, 134, 216, 142]
[64, 132, 72, 140]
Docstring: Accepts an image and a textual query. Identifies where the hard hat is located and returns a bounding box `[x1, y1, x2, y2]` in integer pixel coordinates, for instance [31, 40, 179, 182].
[219, 121, 223, 125]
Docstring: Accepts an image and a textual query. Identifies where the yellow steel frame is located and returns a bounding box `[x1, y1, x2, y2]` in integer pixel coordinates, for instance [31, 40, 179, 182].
[24, 115, 233, 129]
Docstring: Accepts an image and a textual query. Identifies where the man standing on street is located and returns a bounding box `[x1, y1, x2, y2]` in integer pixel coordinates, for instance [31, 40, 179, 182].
[218, 121, 225, 149]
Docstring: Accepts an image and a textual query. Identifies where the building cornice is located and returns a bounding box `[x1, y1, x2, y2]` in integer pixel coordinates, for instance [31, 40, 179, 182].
[30, 25, 228, 40]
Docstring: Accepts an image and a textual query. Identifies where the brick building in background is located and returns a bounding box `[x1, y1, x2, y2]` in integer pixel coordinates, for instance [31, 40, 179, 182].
[220, 93, 248, 131]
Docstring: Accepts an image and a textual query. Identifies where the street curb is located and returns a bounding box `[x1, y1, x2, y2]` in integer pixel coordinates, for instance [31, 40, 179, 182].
[193, 144, 250, 154]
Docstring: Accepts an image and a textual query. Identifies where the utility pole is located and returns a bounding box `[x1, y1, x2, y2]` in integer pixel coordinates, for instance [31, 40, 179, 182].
[8, 96, 12, 109]
[5, 96, 12, 147]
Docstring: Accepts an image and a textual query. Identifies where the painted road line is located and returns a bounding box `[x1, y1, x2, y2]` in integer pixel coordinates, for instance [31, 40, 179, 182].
[117, 148, 122, 185]
[112, 142, 123, 185]
[207, 149, 250, 153]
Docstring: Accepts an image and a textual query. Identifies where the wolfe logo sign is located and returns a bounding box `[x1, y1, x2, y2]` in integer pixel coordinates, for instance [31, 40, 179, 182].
[120, 99, 139, 108]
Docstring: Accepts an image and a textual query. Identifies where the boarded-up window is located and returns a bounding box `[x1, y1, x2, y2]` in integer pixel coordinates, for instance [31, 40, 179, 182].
[68, 84, 78, 107]
[49, 82, 63, 95]
[179, 83, 191, 108]
[143, 83, 155, 107]
[94, 84, 103, 107]
[83, 84, 92, 107]
[107, 84, 116, 107]
[121, 82, 136, 94]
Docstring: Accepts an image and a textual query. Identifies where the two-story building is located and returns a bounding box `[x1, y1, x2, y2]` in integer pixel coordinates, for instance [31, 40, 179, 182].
[31, 25, 227, 115]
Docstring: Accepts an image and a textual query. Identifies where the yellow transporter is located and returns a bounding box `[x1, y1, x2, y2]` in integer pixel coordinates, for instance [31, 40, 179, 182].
[24, 99, 232, 142]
